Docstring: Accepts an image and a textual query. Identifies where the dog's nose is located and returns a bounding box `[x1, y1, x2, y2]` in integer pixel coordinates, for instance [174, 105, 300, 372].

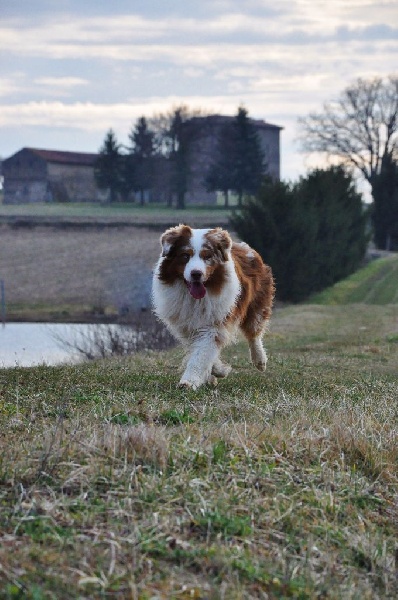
[190, 270, 203, 281]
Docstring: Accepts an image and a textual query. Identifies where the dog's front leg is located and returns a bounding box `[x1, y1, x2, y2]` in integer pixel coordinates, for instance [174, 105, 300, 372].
[179, 331, 220, 390]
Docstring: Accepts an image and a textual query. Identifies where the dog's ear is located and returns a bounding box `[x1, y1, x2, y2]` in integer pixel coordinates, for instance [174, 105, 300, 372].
[160, 224, 191, 257]
[207, 228, 232, 262]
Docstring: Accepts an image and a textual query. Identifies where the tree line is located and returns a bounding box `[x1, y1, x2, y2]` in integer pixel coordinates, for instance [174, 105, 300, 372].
[94, 105, 265, 209]
[94, 75, 397, 301]
[299, 74, 398, 252]
[232, 74, 398, 301]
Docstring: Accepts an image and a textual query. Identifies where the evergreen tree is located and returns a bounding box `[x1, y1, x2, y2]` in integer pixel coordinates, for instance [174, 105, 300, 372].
[231, 167, 368, 302]
[372, 153, 398, 250]
[231, 106, 265, 205]
[149, 105, 204, 208]
[168, 108, 201, 209]
[169, 108, 188, 209]
[206, 107, 265, 206]
[205, 122, 236, 207]
[128, 116, 155, 205]
[296, 167, 368, 291]
[231, 178, 318, 301]
[94, 129, 122, 202]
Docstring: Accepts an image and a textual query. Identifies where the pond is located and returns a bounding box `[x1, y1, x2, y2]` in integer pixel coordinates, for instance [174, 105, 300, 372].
[0, 323, 90, 368]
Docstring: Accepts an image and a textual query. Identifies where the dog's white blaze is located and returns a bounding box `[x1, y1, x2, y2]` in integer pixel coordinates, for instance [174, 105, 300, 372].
[183, 228, 208, 280]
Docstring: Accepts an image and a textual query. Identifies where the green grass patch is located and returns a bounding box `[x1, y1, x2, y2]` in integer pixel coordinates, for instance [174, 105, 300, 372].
[309, 254, 398, 305]
[0, 201, 232, 224]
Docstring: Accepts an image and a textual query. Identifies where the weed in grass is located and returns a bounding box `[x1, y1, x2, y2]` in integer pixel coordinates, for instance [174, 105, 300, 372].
[109, 412, 142, 426]
[156, 408, 194, 426]
[190, 510, 252, 539]
[212, 439, 230, 465]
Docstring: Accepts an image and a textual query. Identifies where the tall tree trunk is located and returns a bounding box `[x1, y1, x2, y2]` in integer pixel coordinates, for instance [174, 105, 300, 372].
[224, 190, 229, 208]
[176, 191, 185, 209]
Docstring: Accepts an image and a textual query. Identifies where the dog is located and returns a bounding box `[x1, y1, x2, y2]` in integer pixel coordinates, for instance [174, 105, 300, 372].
[152, 224, 275, 389]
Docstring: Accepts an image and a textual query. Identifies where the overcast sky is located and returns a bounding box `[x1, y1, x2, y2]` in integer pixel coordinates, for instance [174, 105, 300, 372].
[1, 0, 397, 181]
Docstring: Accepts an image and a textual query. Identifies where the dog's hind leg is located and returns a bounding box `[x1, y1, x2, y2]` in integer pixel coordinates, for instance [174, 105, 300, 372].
[248, 336, 267, 371]
[241, 308, 269, 372]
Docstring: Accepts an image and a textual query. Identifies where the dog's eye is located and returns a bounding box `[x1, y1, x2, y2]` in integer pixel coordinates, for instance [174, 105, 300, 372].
[180, 253, 190, 262]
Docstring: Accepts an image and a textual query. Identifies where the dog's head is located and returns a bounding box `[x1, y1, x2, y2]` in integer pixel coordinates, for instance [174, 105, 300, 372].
[158, 224, 232, 299]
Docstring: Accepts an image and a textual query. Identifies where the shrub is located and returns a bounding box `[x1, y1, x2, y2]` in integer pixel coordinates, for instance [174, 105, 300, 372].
[230, 167, 368, 302]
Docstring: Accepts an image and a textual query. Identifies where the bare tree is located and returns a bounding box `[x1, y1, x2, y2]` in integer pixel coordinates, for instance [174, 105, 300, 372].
[149, 104, 209, 208]
[52, 312, 175, 361]
[299, 76, 398, 196]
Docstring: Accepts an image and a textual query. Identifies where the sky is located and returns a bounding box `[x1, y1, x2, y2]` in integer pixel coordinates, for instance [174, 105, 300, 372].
[1, 0, 397, 182]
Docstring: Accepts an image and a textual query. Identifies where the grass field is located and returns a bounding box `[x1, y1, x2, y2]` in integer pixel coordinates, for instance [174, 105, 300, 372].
[0, 302, 397, 598]
[0, 202, 231, 227]
[0, 226, 160, 321]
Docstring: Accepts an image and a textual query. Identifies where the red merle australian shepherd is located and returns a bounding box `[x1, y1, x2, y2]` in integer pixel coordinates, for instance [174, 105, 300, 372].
[152, 224, 275, 389]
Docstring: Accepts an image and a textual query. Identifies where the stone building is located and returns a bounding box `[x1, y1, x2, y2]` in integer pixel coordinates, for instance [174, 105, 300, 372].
[2, 147, 100, 204]
[184, 115, 282, 204]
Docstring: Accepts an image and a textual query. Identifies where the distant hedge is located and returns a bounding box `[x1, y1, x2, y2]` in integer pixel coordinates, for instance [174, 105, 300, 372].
[230, 166, 369, 303]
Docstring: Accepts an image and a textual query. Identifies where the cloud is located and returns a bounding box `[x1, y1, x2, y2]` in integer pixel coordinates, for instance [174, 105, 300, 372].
[0, 0, 397, 181]
[34, 77, 88, 88]
[0, 77, 23, 98]
[1, 7, 397, 62]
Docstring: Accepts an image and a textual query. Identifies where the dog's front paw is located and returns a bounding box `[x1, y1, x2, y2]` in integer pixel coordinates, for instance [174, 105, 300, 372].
[178, 374, 217, 389]
[254, 360, 267, 372]
[178, 379, 199, 390]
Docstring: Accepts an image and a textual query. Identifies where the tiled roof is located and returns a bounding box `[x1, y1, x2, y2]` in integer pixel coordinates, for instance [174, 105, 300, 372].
[25, 148, 98, 166]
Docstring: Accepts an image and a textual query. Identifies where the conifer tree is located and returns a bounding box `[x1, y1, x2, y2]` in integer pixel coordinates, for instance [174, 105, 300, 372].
[231, 167, 368, 302]
[128, 116, 155, 205]
[372, 153, 398, 250]
[94, 129, 122, 202]
[206, 106, 265, 206]
[232, 106, 265, 205]
[205, 122, 236, 207]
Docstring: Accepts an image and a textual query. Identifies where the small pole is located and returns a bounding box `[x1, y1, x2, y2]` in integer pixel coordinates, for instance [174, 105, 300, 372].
[0, 279, 5, 326]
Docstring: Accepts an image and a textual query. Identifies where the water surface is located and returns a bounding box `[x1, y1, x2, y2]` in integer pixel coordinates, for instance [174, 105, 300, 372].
[0, 323, 85, 368]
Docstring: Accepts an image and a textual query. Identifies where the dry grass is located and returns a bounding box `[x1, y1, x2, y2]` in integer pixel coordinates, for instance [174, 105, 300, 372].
[0, 225, 160, 320]
[0, 304, 397, 598]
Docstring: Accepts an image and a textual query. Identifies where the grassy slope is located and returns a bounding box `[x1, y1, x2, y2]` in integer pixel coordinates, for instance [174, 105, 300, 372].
[1, 303, 397, 598]
[309, 254, 398, 305]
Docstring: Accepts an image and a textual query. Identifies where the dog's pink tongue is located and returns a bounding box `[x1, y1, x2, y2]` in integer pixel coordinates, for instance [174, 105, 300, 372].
[188, 281, 206, 300]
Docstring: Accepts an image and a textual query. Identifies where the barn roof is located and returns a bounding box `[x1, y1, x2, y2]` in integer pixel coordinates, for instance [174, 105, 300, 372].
[20, 147, 98, 166]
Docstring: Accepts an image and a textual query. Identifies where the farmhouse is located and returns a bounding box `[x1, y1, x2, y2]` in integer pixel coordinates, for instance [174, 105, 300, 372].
[2, 147, 100, 204]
